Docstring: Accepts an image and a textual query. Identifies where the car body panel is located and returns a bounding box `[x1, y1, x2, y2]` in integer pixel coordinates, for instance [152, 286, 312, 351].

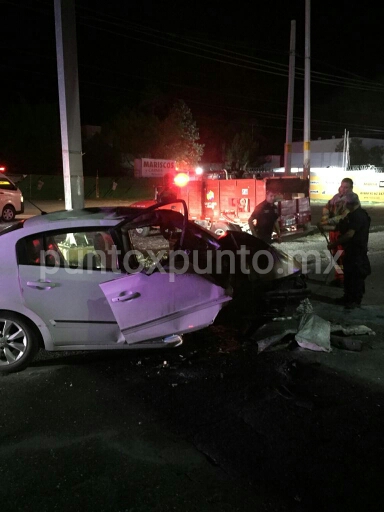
[100, 272, 231, 344]
[0, 203, 306, 366]
[18, 264, 121, 345]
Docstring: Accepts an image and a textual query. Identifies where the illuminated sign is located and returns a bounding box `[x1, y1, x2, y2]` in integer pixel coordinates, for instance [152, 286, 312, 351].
[310, 169, 384, 203]
[134, 159, 176, 178]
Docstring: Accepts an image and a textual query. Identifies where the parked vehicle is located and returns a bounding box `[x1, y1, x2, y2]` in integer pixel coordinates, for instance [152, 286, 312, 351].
[0, 200, 307, 373]
[0, 175, 24, 221]
[131, 174, 311, 238]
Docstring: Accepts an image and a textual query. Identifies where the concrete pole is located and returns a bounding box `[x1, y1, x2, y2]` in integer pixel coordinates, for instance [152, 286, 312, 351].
[54, 0, 84, 210]
[284, 20, 296, 176]
[346, 131, 350, 170]
[303, 0, 311, 180]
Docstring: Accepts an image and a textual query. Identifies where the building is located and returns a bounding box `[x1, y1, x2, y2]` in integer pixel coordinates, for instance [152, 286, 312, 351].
[290, 137, 384, 168]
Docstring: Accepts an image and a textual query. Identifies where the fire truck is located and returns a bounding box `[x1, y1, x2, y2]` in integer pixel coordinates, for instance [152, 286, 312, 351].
[176, 172, 311, 237]
[132, 169, 311, 239]
[131, 159, 311, 237]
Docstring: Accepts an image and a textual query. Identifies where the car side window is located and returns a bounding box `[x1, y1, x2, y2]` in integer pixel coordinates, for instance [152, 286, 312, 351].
[55, 230, 118, 270]
[18, 236, 44, 265]
[0, 178, 17, 191]
[17, 235, 63, 267]
[17, 230, 119, 270]
[124, 211, 183, 272]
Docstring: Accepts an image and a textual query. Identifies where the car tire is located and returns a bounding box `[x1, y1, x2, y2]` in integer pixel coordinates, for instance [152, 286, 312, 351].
[212, 222, 229, 237]
[0, 313, 40, 374]
[135, 226, 150, 237]
[2, 205, 16, 222]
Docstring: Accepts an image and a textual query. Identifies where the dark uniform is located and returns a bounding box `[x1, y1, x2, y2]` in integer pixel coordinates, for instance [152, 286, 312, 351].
[248, 200, 279, 244]
[157, 186, 178, 203]
[337, 207, 371, 305]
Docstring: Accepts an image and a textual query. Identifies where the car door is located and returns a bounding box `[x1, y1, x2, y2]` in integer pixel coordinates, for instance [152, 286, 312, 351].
[17, 229, 122, 346]
[100, 271, 231, 345]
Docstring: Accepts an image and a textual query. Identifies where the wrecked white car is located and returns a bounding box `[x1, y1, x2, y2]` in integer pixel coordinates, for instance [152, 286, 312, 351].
[0, 201, 306, 373]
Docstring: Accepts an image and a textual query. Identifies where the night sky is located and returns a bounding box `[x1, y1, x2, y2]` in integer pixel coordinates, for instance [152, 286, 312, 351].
[2, 0, 384, 157]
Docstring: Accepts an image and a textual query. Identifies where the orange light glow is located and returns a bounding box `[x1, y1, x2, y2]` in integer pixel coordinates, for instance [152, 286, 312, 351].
[174, 172, 189, 187]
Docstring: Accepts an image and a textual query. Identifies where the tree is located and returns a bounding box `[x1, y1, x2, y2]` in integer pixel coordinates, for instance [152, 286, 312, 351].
[225, 131, 259, 171]
[336, 138, 384, 166]
[103, 99, 204, 166]
[367, 145, 384, 167]
[154, 100, 204, 166]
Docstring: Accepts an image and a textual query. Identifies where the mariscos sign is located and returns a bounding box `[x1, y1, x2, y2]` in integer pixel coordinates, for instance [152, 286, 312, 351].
[134, 158, 176, 178]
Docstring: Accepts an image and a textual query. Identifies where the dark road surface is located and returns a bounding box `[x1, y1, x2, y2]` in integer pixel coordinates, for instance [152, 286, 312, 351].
[1, 199, 384, 512]
[1, 321, 384, 512]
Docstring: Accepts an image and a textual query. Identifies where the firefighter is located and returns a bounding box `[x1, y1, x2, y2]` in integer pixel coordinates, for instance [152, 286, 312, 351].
[327, 192, 371, 309]
[156, 174, 178, 203]
[318, 177, 359, 287]
[248, 190, 281, 244]
[157, 185, 177, 203]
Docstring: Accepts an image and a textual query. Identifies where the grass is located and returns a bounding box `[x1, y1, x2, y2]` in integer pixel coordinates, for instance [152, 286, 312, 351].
[17, 175, 160, 201]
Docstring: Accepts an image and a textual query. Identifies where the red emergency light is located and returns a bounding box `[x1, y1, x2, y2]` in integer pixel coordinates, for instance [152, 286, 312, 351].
[0, 166, 6, 173]
[174, 172, 189, 187]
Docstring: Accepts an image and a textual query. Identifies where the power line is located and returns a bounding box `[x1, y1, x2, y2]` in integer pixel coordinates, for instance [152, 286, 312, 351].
[5, 0, 384, 138]
[6, 0, 384, 94]
[74, 7, 384, 93]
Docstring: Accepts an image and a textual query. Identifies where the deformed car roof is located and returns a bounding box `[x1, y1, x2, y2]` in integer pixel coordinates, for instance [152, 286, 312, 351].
[21, 207, 148, 230]
[0, 202, 188, 239]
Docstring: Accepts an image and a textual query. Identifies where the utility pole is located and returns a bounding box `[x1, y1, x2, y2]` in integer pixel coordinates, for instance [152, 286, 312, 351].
[344, 130, 350, 171]
[54, 0, 84, 210]
[303, 0, 311, 180]
[284, 20, 296, 176]
[342, 129, 346, 170]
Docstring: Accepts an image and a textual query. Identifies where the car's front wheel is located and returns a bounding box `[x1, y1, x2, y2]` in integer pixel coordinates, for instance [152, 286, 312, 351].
[2, 205, 16, 222]
[0, 313, 40, 373]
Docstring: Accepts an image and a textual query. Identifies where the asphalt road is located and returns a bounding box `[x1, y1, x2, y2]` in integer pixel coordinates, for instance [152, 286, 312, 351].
[1, 199, 384, 512]
[1, 311, 384, 512]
